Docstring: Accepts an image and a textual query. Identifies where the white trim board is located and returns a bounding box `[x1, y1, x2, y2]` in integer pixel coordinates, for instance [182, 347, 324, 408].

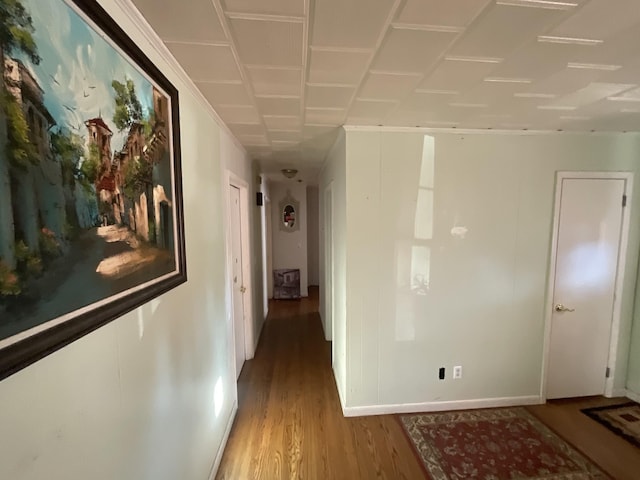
[334, 367, 347, 416]
[208, 400, 238, 480]
[342, 125, 640, 136]
[626, 389, 640, 403]
[225, 171, 256, 364]
[342, 396, 543, 417]
[111, 0, 247, 155]
[611, 388, 629, 398]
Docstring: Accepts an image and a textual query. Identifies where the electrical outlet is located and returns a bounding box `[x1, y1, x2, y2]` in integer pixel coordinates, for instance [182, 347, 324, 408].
[453, 365, 462, 379]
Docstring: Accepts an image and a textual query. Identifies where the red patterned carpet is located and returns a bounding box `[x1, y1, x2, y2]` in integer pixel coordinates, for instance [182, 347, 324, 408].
[399, 407, 609, 479]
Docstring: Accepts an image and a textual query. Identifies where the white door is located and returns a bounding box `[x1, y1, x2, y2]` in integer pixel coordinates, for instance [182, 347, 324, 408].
[230, 185, 245, 379]
[547, 177, 626, 399]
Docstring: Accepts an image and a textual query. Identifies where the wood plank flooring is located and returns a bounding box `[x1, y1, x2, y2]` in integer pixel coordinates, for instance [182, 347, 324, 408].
[528, 397, 640, 480]
[216, 288, 640, 479]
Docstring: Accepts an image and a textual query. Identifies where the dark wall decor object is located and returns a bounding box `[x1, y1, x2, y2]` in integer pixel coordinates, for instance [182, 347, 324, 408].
[273, 269, 301, 299]
[0, 0, 186, 380]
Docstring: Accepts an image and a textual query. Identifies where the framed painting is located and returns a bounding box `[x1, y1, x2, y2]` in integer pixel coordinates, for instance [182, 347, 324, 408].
[0, 0, 186, 379]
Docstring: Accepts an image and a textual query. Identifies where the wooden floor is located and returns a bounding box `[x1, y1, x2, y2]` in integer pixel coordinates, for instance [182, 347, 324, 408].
[528, 397, 640, 480]
[216, 288, 640, 479]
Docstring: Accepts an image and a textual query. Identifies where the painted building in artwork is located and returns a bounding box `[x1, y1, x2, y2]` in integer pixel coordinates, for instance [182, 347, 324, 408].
[0, 87, 14, 268]
[89, 86, 173, 249]
[112, 121, 148, 238]
[149, 87, 173, 251]
[86, 116, 116, 225]
[2, 58, 65, 263]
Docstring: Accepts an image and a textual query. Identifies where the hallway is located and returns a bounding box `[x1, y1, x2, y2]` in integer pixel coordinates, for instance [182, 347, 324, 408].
[215, 289, 425, 480]
[216, 290, 640, 480]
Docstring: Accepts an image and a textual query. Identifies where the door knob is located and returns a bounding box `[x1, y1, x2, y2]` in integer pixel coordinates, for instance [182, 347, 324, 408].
[554, 303, 575, 312]
[240, 286, 246, 293]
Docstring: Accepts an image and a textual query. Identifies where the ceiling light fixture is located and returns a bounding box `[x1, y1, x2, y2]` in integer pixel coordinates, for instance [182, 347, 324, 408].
[484, 77, 532, 84]
[567, 62, 621, 71]
[281, 168, 298, 179]
[537, 35, 603, 46]
[497, 0, 577, 10]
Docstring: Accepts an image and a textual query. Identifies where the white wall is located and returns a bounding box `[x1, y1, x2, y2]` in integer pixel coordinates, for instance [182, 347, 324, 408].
[0, 1, 260, 479]
[270, 181, 308, 297]
[319, 130, 347, 404]
[341, 128, 640, 412]
[307, 185, 320, 286]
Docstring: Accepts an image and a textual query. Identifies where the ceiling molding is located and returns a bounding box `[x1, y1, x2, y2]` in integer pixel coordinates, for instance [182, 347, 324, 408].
[368, 70, 423, 77]
[306, 82, 358, 88]
[496, 0, 578, 10]
[390, 23, 465, 33]
[299, 0, 310, 140]
[225, 12, 304, 23]
[342, 125, 640, 136]
[245, 64, 302, 71]
[263, 114, 300, 119]
[163, 39, 230, 47]
[306, 107, 345, 112]
[194, 79, 244, 85]
[309, 46, 373, 54]
[356, 97, 398, 103]
[255, 94, 302, 99]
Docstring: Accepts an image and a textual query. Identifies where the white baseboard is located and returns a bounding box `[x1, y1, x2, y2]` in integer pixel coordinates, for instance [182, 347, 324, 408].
[208, 400, 238, 480]
[334, 368, 346, 415]
[611, 388, 628, 398]
[626, 389, 640, 403]
[342, 395, 543, 417]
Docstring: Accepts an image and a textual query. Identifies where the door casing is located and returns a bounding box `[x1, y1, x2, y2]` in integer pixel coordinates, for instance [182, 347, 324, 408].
[225, 172, 255, 381]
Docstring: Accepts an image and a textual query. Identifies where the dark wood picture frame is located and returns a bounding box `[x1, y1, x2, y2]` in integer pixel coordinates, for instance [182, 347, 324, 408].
[0, 0, 186, 380]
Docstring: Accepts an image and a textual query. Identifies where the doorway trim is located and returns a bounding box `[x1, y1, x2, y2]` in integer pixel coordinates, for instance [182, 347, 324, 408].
[541, 171, 633, 400]
[225, 171, 255, 377]
[323, 183, 334, 346]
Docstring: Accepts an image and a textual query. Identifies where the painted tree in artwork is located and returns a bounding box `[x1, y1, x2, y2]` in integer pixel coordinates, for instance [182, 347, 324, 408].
[0, 0, 41, 276]
[0, 0, 40, 64]
[112, 79, 143, 132]
[0, 0, 40, 170]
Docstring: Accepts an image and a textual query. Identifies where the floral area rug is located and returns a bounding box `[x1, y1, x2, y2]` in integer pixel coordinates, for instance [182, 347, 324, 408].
[398, 407, 608, 479]
[582, 402, 640, 448]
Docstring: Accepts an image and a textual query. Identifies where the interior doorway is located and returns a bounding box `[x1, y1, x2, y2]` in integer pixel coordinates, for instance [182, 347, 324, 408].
[544, 172, 633, 399]
[265, 198, 273, 300]
[324, 184, 334, 349]
[229, 185, 245, 379]
[227, 175, 254, 380]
